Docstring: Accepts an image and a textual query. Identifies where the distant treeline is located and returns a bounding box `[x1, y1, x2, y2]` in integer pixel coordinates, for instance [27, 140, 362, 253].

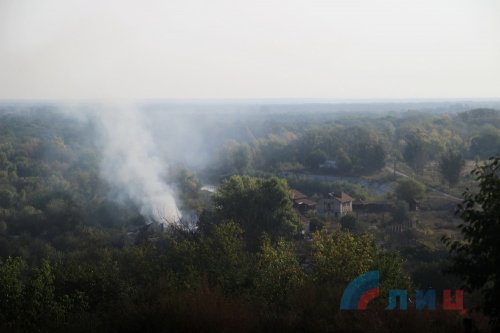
[213, 108, 500, 177]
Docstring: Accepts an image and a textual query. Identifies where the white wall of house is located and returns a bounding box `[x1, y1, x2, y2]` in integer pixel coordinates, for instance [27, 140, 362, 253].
[317, 197, 352, 217]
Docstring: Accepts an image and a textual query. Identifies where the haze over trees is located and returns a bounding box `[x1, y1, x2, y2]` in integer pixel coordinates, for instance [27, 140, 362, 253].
[0, 103, 499, 332]
[403, 133, 428, 175]
[439, 149, 465, 187]
[394, 178, 426, 205]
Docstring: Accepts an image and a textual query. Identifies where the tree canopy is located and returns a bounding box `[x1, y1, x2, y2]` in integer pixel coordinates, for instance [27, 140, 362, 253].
[394, 178, 426, 204]
[439, 149, 465, 187]
[213, 175, 301, 249]
[445, 156, 500, 329]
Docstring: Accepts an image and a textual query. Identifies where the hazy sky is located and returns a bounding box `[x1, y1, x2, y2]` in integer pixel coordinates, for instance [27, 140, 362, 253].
[1, 0, 499, 99]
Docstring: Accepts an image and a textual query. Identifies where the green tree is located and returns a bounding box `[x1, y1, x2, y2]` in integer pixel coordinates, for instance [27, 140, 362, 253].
[218, 140, 253, 174]
[199, 221, 251, 293]
[0, 189, 16, 208]
[391, 200, 410, 224]
[309, 216, 326, 232]
[356, 142, 386, 174]
[304, 149, 327, 169]
[254, 139, 291, 170]
[254, 236, 304, 305]
[376, 252, 413, 296]
[164, 235, 202, 290]
[175, 169, 203, 212]
[439, 149, 465, 187]
[340, 214, 358, 232]
[395, 178, 425, 205]
[176, 169, 201, 197]
[469, 125, 500, 159]
[213, 176, 301, 249]
[0, 257, 26, 325]
[335, 148, 352, 173]
[24, 260, 58, 329]
[444, 156, 500, 330]
[403, 134, 428, 175]
[311, 229, 376, 284]
[56, 249, 124, 309]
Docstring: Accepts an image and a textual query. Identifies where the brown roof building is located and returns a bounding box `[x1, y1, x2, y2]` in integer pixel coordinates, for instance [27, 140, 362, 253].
[290, 189, 317, 212]
[317, 191, 353, 217]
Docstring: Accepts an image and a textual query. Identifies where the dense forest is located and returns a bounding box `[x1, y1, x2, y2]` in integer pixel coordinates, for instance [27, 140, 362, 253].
[1, 103, 500, 332]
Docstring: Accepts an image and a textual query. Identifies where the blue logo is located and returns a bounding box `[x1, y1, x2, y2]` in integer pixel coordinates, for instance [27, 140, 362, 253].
[340, 270, 466, 314]
[340, 270, 380, 310]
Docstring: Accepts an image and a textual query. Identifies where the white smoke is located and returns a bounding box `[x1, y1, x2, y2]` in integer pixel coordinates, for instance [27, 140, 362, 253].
[94, 103, 181, 224]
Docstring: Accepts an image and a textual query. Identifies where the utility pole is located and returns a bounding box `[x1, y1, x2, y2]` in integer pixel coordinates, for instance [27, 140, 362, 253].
[393, 158, 397, 178]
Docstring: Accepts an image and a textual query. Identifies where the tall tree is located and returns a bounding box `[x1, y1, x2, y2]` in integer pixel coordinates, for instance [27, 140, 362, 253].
[304, 149, 327, 170]
[254, 236, 305, 305]
[213, 176, 301, 249]
[469, 125, 500, 159]
[444, 157, 500, 330]
[403, 134, 428, 175]
[199, 221, 251, 293]
[394, 178, 425, 205]
[340, 214, 358, 233]
[311, 229, 376, 284]
[439, 149, 465, 187]
[217, 140, 253, 175]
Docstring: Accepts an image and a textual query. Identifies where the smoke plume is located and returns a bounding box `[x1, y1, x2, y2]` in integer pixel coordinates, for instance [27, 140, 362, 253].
[94, 103, 181, 224]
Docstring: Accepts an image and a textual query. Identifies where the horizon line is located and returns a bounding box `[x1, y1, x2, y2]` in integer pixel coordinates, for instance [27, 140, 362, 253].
[1, 97, 500, 105]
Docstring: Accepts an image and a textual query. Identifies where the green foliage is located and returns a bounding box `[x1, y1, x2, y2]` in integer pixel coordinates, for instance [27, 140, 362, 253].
[403, 134, 428, 175]
[311, 229, 376, 284]
[163, 235, 202, 290]
[439, 149, 465, 187]
[394, 178, 425, 204]
[0, 257, 82, 332]
[199, 221, 251, 293]
[376, 252, 413, 295]
[0, 257, 26, 324]
[444, 156, 500, 328]
[292, 126, 386, 175]
[253, 137, 293, 171]
[176, 169, 201, 197]
[24, 260, 59, 329]
[309, 216, 326, 232]
[56, 249, 124, 309]
[0, 189, 16, 208]
[254, 236, 305, 305]
[308, 229, 412, 314]
[335, 148, 352, 173]
[286, 177, 374, 200]
[469, 125, 500, 159]
[391, 201, 410, 223]
[217, 140, 253, 175]
[304, 149, 327, 169]
[0, 107, 491, 331]
[458, 108, 500, 127]
[340, 214, 358, 232]
[175, 168, 203, 212]
[213, 175, 301, 248]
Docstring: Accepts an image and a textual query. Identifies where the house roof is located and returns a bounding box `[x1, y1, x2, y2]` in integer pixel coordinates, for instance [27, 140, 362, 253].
[329, 191, 353, 203]
[295, 198, 317, 207]
[290, 189, 308, 200]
